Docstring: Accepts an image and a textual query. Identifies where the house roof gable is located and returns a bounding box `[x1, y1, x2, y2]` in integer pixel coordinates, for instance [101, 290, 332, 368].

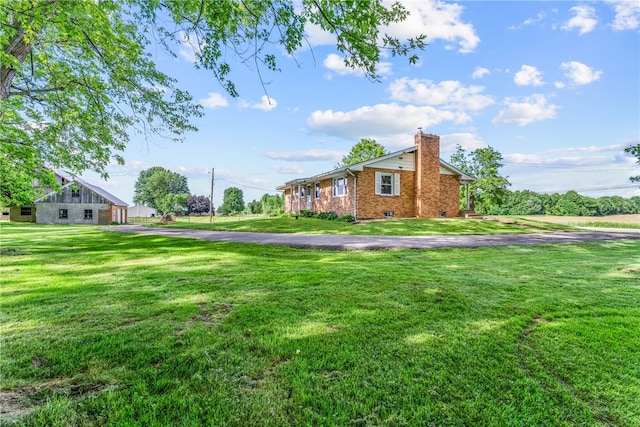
[277, 144, 476, 189]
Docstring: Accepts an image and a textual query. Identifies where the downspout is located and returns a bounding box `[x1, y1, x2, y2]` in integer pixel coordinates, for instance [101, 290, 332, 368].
[347, 169, 357, 219]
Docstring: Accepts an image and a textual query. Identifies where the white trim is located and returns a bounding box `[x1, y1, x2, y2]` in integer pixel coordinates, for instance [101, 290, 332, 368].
[332, 176, 347, 197]
[375, 172, 400, 196]
[394, 173, 401, 196]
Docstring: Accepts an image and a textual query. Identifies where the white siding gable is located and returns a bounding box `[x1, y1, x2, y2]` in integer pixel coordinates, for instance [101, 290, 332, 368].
[440, 166, 456, 175]
[367, 152, 415, 171]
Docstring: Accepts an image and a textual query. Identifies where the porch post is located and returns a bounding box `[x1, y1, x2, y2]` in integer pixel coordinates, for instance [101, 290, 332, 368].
[289, 185, 294, 212]
[465, 183, 471, 210]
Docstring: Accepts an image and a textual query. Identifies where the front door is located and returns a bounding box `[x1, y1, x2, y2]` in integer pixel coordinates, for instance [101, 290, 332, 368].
[306, 185, 312, 210]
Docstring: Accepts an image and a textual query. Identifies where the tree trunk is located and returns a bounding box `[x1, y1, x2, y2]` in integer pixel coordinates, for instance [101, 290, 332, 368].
[1, 17, 34, 102]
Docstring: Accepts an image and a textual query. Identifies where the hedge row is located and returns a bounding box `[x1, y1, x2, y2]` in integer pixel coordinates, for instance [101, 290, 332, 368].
[299, 210, 356, 222]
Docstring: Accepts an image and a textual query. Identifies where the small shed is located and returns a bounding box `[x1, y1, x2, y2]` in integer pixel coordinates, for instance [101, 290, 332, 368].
[128, 204, 157, 221]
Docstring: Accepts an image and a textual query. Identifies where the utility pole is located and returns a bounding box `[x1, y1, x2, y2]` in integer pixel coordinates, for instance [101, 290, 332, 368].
[209, 167, 214, 223]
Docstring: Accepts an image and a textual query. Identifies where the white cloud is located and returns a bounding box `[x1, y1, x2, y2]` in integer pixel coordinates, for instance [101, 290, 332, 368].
[295, 0, 479, 60]
[323, 53, 392, 78]
[514, 65, 544, 86]
[471, 67, 490, 79]
[562, 5, 598, 35]
[271, 164, 305, 174]
[264, 150, 344, 162]
[493, 94, 559, 126]
[301, 23, 337, 48]
[384, 0, 480, 53]
[561, 61, 603, 85]
[505, 152, 631, 169]
[605, 0, 640, 30]
[508, 11, 546, 30]
[248, 95, 278, 111]
[388, 78, 494, 111]
[548, 143, 628, 154]
[307, 103, 470, 140]
[440, 133, 486, 153]
[199, 92, 228, 109]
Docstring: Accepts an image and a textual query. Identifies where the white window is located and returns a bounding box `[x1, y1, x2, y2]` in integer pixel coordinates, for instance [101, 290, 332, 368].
[300, 186, 305, 197]
[332, 177, 347, 197]
[375, 172, 400, 196]
[315, 182, 320, 199]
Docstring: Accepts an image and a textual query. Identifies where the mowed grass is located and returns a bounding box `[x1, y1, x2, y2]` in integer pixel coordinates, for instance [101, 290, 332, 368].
[1, 223, 639, 426]
[523, 214, 640, 230]
[150, 215, 576, 235]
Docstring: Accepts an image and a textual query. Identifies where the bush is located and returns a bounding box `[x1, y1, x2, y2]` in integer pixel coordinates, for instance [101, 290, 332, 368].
[317, 211, 338, 220]
[300, 210, 316, 218]
[338, 214, 356, 222]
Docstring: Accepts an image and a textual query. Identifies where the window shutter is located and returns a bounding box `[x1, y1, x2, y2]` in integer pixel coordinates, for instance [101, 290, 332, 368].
[394, 173, 401, 195]
[375, 172, 381, 195]
[344, 177, 347, 194]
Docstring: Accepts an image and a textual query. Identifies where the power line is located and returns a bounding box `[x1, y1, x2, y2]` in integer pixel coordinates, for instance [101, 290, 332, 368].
[216, 177, 275, 193]
[502, 161, 635, 171]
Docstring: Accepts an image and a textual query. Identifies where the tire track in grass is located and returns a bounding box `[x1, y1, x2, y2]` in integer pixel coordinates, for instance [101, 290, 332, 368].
[516, 315, 621, 426]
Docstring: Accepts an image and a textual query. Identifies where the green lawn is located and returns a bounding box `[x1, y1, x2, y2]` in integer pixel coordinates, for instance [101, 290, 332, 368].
[574, 221, 640, 229]
[1, 223, 639, 426]
[149, 215, 577, 235]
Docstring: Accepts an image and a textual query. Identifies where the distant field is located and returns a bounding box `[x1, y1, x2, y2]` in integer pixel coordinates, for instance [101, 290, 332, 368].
[518, 214, 639, 229]
[524, 214, 639, 224]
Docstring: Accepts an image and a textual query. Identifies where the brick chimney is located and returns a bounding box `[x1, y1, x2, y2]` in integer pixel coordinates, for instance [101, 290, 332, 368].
[414, 132, 440, 218]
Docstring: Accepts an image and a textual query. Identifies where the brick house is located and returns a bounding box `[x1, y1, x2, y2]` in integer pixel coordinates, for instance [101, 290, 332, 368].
[277, 132, 476, 220]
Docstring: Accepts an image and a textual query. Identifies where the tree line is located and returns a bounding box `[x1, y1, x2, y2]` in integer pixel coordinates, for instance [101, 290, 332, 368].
[480, 190, 639, 216]
[133, 167, 283, 217]
[450, 144, 639, 216]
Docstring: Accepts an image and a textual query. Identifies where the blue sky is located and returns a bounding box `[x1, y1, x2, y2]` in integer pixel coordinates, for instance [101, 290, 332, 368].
[85, 0, 640, 207]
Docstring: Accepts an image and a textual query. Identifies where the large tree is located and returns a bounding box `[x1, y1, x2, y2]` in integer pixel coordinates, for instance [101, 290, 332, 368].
[450, 145, 511, 214]
[133, 167, 189, 213]
[1, 1, 425, 206]
[219, 187, 245, 215]
[336, 138, 389, 168]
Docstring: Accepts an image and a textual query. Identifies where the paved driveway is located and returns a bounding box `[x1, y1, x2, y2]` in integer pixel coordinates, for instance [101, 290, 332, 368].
[104, 225, 640, 250]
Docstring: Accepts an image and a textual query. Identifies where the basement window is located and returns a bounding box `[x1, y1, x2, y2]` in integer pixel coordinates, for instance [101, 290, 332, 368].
[59, 209, 68, 219]
[20, 207, 32, 216]
[384, 211, 394, 218]
[84, 210, 93, 220]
